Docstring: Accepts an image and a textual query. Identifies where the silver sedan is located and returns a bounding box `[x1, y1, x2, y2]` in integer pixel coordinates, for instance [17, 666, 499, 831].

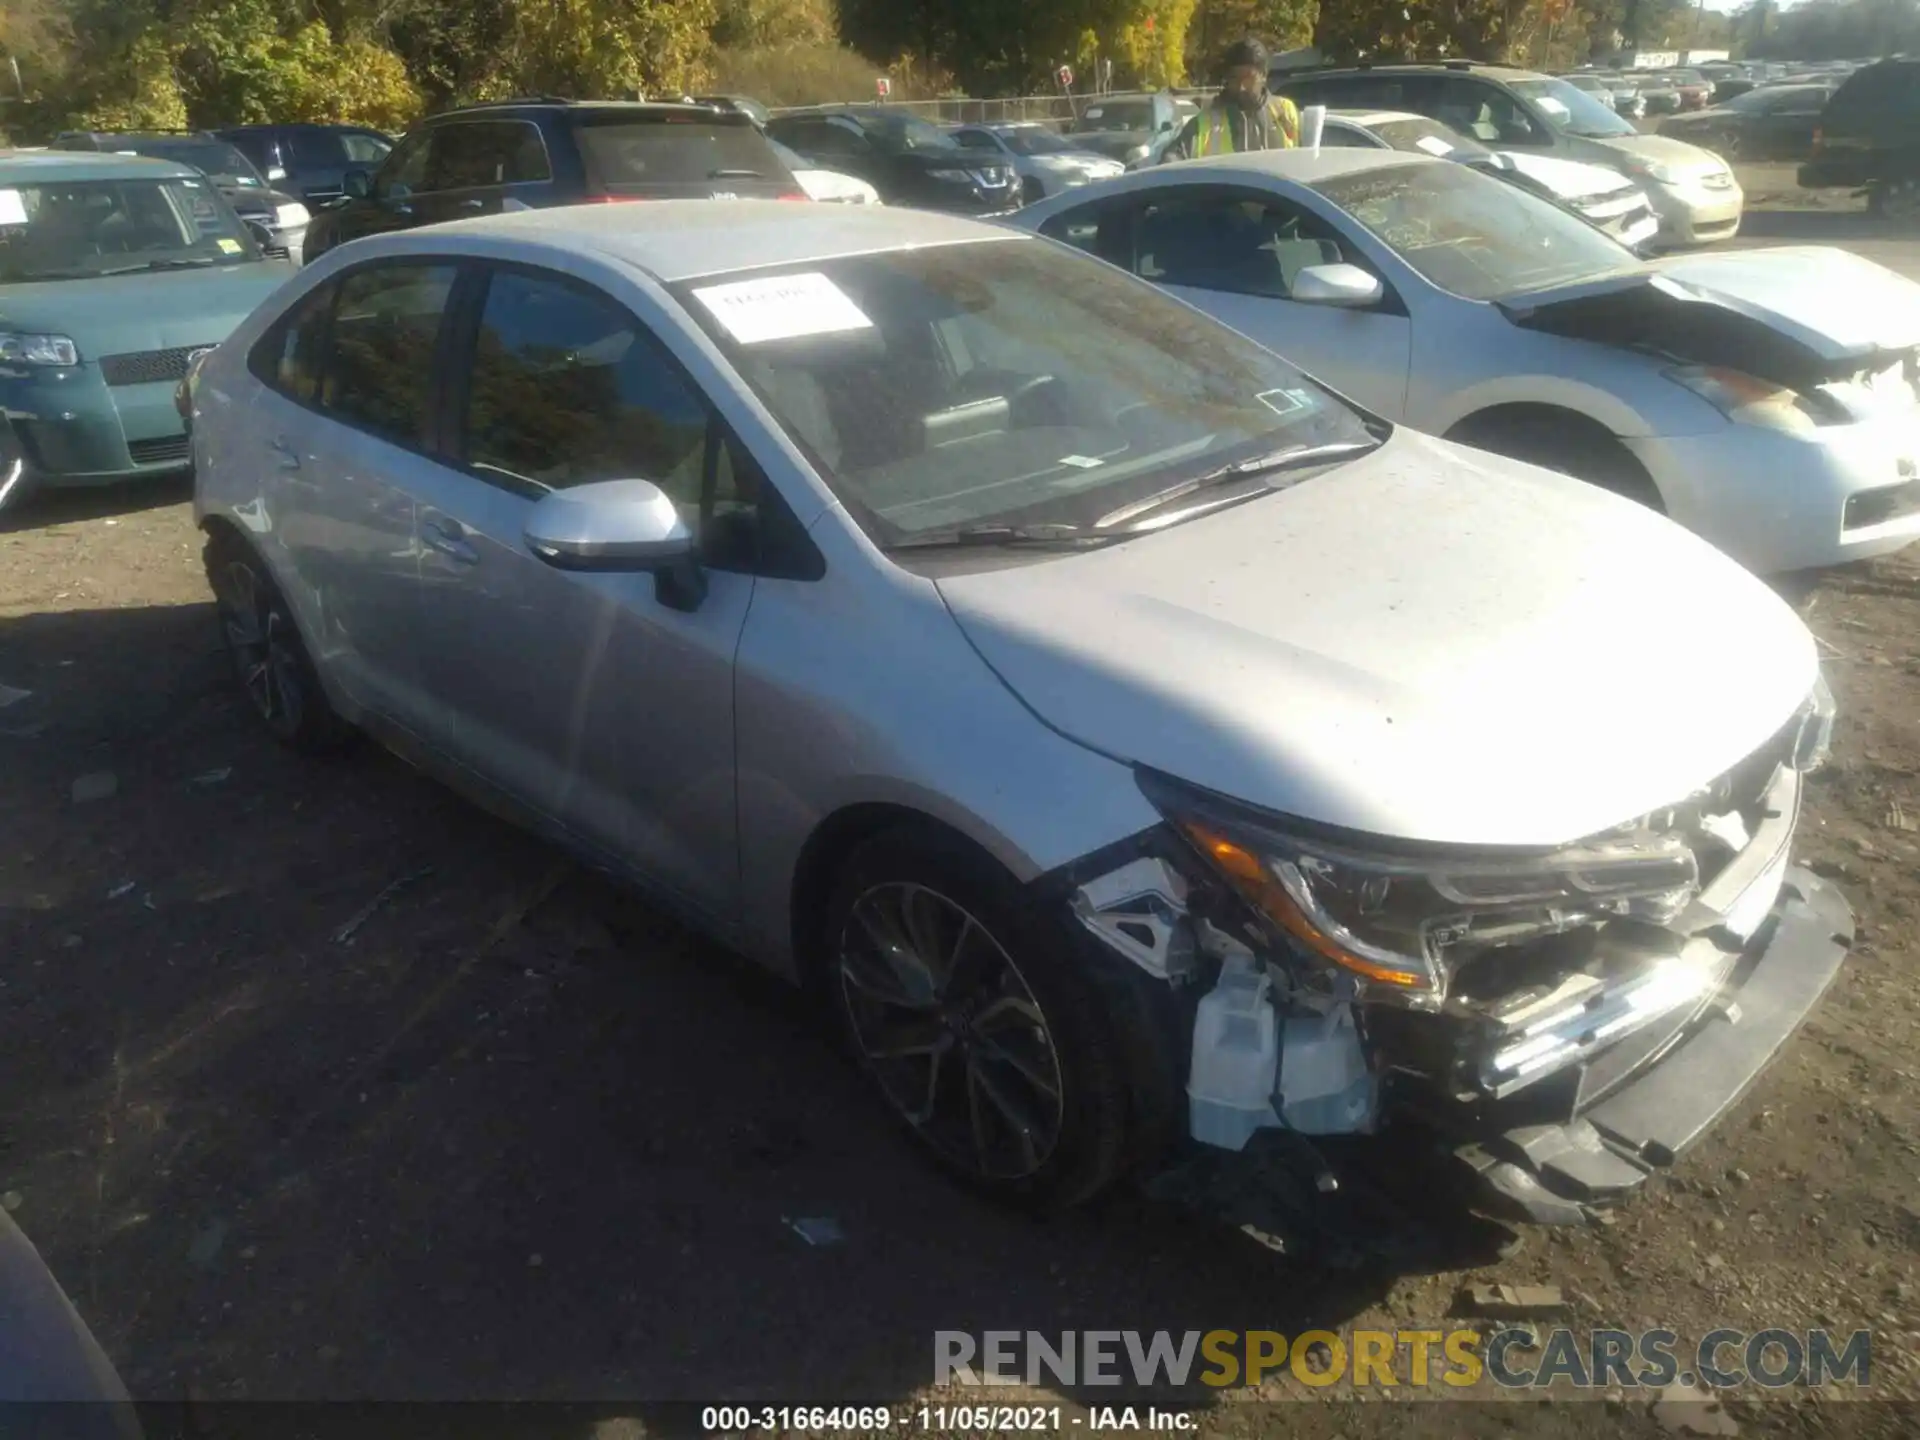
[185, 200, 1846, 1222]
[1012, 147, 1920, 573]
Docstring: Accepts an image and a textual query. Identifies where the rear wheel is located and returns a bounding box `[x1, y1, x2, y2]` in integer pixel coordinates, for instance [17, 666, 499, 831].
[1448, 409, 1666, 512]
[1869, 178, 1920, 223]
[823, 826, 1140, 1210]
[1020, 175, 1046, 206]
[203, 531, 354, 752]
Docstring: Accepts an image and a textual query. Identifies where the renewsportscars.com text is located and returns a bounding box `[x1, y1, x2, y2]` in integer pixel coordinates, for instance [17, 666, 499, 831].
[935, 1328, 1872, 1391]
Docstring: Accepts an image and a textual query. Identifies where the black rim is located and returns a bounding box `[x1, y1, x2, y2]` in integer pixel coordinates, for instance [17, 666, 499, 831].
[217, 560, 305, 732]
[837, 882, 1065, 1181]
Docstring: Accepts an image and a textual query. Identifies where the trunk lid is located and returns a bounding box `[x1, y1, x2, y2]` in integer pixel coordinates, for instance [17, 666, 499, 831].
[934, 429, 1816, 848]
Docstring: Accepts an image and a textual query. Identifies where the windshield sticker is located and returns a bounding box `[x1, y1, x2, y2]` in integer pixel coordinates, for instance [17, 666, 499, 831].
[1059, 454, 1104, 469]
[217, 238, 243, 254]
[1084, 107, 1104, 119]
[1414, 135, 1455, 156]
[691, 271, 874, 345]
[1256, 387, 1313, 418]
[0, 190, 26, 226]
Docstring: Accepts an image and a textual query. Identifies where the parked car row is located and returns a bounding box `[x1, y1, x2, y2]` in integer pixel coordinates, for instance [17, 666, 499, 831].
[170, 187, 1873, 1227]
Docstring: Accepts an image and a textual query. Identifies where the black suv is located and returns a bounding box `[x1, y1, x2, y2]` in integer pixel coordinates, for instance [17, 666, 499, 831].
[764, 108, 1018, 214]
[214, 123, 396, 205]
[303, 99, 805, 263]
[1798, 57, 1920, 220]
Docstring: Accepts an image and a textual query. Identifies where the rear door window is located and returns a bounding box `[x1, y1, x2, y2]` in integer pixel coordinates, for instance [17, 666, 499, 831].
[1824, 62, 1920, 128]
[575, 115, 789, 185]
[318, 263, 459, 447]
[289, 127, 349, 168]
[429, 120, 552, 189]
[342, 132, 393, 166]
[250, 280, 337, 403]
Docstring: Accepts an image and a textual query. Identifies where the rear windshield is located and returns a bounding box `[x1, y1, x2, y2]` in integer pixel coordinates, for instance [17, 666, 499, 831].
[574, 115, 792, 185]
[123, 139, 265, 185]
[1824, 62, 1920, 125]
[1370, 116, 1493, 161]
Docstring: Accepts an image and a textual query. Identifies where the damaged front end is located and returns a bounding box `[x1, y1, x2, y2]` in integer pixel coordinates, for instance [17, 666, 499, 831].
[1068, 678, 1850, 1225]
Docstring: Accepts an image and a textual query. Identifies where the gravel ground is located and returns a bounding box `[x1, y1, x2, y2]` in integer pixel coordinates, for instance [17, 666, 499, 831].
[1, 180, 1916, 1436]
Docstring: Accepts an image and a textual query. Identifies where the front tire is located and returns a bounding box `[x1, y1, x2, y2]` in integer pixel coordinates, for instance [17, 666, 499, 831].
[823, 826, 1135, 1210]
[204, 532, 353, 752]
[1449, 410, 1666, 512]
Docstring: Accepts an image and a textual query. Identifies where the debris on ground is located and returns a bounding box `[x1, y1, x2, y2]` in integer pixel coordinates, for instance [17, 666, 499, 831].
[1651, 1380, 1741, 1435]
[0, 683, 31, 709]
[191, 767, 234, 788]
[188, 1219, 228, 1268]
[1454, 1283, 1571, 1320]
[70, 771, 118, 804]
[332, 867, 435, 946]
[106, 880, 136, 900]
[785, 1216, 846, 1247]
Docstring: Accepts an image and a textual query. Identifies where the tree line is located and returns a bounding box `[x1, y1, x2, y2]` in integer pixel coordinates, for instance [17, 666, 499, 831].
[0, 0, 1903, 139]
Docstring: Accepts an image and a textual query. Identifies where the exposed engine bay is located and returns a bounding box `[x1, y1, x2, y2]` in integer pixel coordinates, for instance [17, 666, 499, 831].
[1067, 678, 1841, 1222]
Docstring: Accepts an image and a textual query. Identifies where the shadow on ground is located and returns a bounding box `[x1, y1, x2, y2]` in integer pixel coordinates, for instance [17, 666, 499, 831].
[0, 602, 1515, 1409]
[0, 476, 195, 537]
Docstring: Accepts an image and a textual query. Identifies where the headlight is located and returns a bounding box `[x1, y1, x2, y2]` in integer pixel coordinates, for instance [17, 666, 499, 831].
[1126, 144, 1150, 163]
[274, 202, 310, 227]
[1625, 158, 1680, 185]
[1141, 773, 1699, 1004]
[0, 332, 80, 366]
[1665, 364, 1837, 434]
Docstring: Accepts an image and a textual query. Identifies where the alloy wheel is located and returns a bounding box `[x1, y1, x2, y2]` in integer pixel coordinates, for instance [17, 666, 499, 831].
[217, 560, 305, 732]
[838, 882, 1065, 1181]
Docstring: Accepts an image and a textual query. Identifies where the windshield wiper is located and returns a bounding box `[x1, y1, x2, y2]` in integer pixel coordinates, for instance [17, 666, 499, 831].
[1094, 439, 1381, 531]
[888, 521, 1110, 552]
[94, 257, 219, 275]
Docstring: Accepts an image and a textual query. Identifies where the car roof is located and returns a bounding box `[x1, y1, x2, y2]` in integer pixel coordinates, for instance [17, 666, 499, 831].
[1299, 62, 1542, 82]
[360, 199, 1028, 283]
[0, 150, 201, 183]
[1328, 109, 1431, 126]
[429, 100, 744, 124]
[1161, 147, 1437, 184]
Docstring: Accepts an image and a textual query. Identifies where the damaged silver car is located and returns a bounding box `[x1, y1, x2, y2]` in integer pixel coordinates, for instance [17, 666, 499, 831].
[186, 201, 1852, 1223]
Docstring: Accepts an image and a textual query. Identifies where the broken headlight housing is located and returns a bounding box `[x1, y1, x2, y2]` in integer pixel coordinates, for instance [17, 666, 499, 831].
[1139, 771, 1700, 1008]
[1665, 365, 1842, 434]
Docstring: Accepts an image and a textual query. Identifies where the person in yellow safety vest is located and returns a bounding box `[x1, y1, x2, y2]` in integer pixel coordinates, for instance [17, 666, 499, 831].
[1161, 37, 1300, 163]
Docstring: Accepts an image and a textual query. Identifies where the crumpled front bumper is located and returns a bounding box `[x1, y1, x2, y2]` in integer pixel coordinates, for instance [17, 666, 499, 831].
[1449, 865, 1852, 1226]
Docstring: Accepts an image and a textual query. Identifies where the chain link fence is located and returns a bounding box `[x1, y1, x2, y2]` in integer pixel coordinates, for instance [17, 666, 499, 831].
[766, 88, 1213, 128]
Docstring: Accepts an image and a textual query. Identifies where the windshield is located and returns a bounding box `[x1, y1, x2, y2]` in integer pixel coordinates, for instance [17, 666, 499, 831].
[1371, 116, 1494, 161]
[673, 241, 1374, 544]
[1508, 77, 1638, 137]
[0, 176, 260, 282]
[574, 116, 793, 183]
[1315, 161, 1635, 303]
[996, 128, 1075, 156]
[861, 113, 961, 153]
[1072, 100, 1155, 133]
[125, 139, 266, 185]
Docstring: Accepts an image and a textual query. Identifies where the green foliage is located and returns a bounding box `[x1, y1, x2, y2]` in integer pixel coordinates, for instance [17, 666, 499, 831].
[1314, 0, 1515, 62]
[711, 0, 837, 50]
[1744, 0, 1919, 58]
[711, 40, 941, 105]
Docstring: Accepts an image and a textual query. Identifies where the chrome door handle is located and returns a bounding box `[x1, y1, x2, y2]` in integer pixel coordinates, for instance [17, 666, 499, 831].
[270, 437, 300, 471]
[422, 520, 479, 565]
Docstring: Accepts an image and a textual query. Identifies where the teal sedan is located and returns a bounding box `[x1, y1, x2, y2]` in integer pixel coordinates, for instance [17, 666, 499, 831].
[0, 150, 294, 507]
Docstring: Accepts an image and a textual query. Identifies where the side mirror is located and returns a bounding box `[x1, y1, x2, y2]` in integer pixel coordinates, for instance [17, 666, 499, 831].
[523, 478, 707, 610]
[342, 169, 372, 200]
[1291, 263, 1385, 309]
[244, 219, 274, 250]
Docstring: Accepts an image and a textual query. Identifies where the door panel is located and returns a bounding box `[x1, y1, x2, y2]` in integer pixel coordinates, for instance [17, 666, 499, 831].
[409, 264, 754, 922]
[1124, 187, 1413, 417]
[246, 267, 455, 723]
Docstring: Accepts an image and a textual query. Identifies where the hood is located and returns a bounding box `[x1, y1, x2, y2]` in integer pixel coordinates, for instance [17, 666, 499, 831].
[1580, 131, 1729, 178]
[0, 262, 295, 356]
[898, 151, 1013, 180]
[794, 168, 879, 204]
[1500, 246, 1920, 387]
[1033, 150, 1125, 173]
[934, 429, 1815, 848]
[1496, 149, 1638, 200]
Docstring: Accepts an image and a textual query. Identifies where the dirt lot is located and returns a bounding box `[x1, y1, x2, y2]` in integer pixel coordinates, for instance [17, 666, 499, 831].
[2, 182, 1918, 1436]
